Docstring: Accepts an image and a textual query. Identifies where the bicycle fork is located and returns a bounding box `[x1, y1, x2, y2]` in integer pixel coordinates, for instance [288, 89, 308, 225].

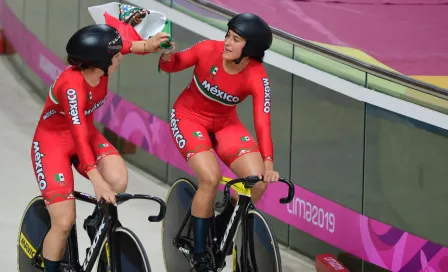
[82, 203, 119, 272]
[238, 209, 259, 272]
[216, 196, 251, 271]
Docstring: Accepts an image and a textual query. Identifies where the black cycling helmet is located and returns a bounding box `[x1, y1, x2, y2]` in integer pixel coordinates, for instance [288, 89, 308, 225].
[227, 13, 273, 64]
[66, 24, 123, 75]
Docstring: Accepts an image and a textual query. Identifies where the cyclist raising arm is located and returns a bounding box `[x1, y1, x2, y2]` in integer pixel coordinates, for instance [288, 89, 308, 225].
[31, 24, 168, 272]
[159, 13, 279, 272]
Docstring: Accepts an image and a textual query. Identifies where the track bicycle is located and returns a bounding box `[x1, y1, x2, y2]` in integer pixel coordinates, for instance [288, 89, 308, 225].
[162, 175, 295, 271]
[17, 190, 166, 272]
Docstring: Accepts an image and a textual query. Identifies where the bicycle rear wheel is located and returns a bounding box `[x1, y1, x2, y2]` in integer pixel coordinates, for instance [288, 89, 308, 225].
[234, 209, 282, 272]
[97, 227, 151, 272]
[162, 178, 197, 272]
[17, 196, 71, 271]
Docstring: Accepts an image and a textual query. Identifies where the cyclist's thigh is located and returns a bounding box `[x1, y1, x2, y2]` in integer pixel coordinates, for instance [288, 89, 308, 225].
[169, 108, 213, 162]
[170, 108, 222, 183]
[89, 128, 121, 162]
[89, 129, 127, 190]
[31, 129, 75, 206]
[71, 128, 121, 179]
[213, 119, 261, 167]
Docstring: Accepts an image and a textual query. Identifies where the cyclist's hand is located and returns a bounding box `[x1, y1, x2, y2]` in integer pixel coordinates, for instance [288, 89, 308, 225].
[91, 178, 117, 205]
[144, 32, 171, 53]
[162, 41, 176, 55]
[259, 160, 279, 183]
[259, 169, 280, 183]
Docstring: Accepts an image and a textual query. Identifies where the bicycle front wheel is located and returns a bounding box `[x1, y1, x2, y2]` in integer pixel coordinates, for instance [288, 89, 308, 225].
[234, 209, 282, 272]
[162, 178, 197, 272]
[17, 196, 74, 272]
[17, 196, 48, 271]
[97, 227, 151, 272]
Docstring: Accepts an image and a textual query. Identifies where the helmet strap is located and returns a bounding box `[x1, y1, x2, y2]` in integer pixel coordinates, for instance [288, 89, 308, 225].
[101, 67, 109, 76]
[233, 55, 244, 64]
[233, 47, 247, 65]
[100, 60, 113, 76]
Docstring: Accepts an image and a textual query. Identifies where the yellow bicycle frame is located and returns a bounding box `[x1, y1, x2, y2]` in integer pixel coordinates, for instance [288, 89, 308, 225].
[220, 176, 252, 197]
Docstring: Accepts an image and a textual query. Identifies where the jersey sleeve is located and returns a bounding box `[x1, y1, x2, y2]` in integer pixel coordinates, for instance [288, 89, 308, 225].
[250, 69, 274, 162]
[58, 81, 97, 173]
[104, 12, 144, 55]
[158, 40, 213, 73]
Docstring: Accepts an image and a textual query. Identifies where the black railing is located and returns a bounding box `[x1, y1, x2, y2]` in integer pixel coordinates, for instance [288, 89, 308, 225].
[185, 0, 448, 100]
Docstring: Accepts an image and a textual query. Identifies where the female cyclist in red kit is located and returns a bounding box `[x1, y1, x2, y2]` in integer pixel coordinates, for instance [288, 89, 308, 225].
[158, 13, 279, 271]
[31, 24, 169, 272]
